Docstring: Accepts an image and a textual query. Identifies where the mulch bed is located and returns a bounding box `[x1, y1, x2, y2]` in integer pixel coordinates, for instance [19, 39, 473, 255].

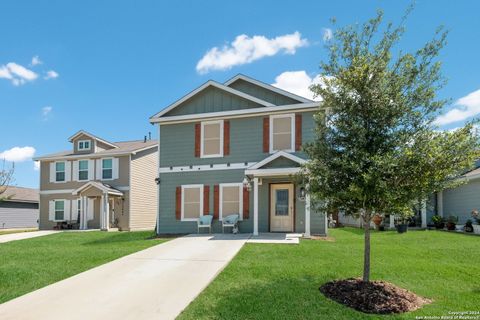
[320, 278, 432, 314]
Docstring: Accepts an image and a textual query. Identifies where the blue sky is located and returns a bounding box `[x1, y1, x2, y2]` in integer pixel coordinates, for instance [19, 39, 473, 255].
[1, 0, 479, 188]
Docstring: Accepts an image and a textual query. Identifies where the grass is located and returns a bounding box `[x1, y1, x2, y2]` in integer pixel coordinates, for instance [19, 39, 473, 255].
[0, 231, 168, 304]
[0, 228, 37, 236]
[178, 228, 479, 320]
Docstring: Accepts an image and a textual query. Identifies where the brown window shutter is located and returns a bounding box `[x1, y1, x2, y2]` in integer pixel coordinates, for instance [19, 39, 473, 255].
[295, 114, 302, 151]
[213, 185, 219, 219]
[263, 117, 269, 153]
[204, 186, 210, 215]
[175, 186, 181, 220]
[223, 120, 230, 156]
[194, 123, 201, 157]
[243, 186, 250, 219]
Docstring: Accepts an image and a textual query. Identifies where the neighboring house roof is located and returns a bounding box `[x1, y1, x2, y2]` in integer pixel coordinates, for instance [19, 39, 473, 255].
[68, 130, 118, 149]
[72, 181, 123, 196]
[34, 139, 158, 161]
[224, 74, 313, 104]
[0, 186, 39, 203]
[462, 167, 480, 181]
[150, 80, 275, 120]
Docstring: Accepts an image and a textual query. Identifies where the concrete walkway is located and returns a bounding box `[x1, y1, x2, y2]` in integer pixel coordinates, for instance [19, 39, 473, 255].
[0, 233, 250, 320]
[0, 230, 58, 244]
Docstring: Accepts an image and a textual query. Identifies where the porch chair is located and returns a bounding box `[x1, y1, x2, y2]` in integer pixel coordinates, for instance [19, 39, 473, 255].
[197, 215, 213, 234]
[222, 214, 239, 234]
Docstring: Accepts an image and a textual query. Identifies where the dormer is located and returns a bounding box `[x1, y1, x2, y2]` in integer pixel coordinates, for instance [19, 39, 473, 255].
[69, 130, 118, 154]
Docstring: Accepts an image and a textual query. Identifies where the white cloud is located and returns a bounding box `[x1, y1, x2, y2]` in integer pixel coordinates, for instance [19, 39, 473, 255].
[31, 55, 42, 66]
[34, 161, 40, 171]
[272, 71, 325, 101]
[322, 28, 333, 42]
[196, 31, 308, 74]
[44, 70, 59, 80]
[0, 62, 38, 86]
[42, 106, 53, 120]
[0, 146, 36, 162]
[434, 89, 480, 126]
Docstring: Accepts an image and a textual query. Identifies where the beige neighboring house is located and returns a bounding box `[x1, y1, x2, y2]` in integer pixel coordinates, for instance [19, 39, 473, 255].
[33, 130, 158, 231]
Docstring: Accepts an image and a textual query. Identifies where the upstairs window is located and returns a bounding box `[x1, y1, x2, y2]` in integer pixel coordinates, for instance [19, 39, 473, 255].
[55, 162, 65, 182]
[102, 158, 113, 180]
[55, 200, 65, 221]
[78, 140, 91, 151]
[201, 120, 223, 158]
[270, 114, 294, 153]
[78, 160, 89, 181]
[181, 185, 203, 221]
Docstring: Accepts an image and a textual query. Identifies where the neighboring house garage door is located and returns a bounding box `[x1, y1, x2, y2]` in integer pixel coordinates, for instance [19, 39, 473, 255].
[0, 202, 39, 229]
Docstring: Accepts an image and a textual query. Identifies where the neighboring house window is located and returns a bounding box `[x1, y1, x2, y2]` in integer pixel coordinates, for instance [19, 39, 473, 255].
[181, 185, 204, 221]
[102, 159, 113, 179]
[220, 183, 243, 221]
[78, 160, 89, 181]
[55, 200, 65, 221]
[55, 162, 65, 182]
[78, 140, 91, 151]
[270, 114, 295, 153]
[201, 120, 223, 158]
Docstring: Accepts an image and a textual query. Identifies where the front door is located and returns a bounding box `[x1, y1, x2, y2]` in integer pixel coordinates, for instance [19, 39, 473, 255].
[270, 184, 294, 232]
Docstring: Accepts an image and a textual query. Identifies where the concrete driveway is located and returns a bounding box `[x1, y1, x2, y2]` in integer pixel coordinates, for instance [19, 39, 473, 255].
[0, 233, 250, 320]
[0, 230, 58, 244]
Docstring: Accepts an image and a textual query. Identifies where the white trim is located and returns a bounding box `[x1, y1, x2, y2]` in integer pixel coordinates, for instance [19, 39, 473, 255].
[53, 199, 66, 222]
[77, 159, 89, 181]
[53, 161, 67, 183]
[305, 192, 311, 238]
[269, 113, 295, 154]
[245, 167, 301, 177]
[224, 74, 313, 103]
[253, 177, 259, 236]
[248, 151, 307, 170]
[150, 80, 274, 120]
[219, 183, 243, 221]
[100, 157, 114, 181]
[180, 184, 204, 222]
[77, 140, 92, 151]
[68, 130, 118, 148]
[150, 102, 320, 125]
[71, 181, 124, 196]
[200, 120, 224, 158]
[159, 162, 255, 173]
[40, 187, 129, 195]
[33, 145, 157, 161]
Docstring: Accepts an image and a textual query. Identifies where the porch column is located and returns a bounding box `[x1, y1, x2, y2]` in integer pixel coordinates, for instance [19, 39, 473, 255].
[389, 214, 395, 229]
[253, 177, 259, 236]
[105, 193, 110, 231]
[437, 191, 444, 217]
[421, 200, 427, 228]
[80, 196, 87, 230]
[101, 193, 109, 231]
[304, 192, 311, 238]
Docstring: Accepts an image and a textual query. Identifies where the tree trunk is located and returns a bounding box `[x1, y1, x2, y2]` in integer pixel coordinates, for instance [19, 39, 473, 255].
[362, 211, 371, 282]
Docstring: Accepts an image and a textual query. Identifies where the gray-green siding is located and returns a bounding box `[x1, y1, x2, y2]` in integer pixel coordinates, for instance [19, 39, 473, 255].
[228, 79, 302, 106]
[442, 179, 480, 224]
[158, 170, 326, 235]
[159, 111, 317, 167]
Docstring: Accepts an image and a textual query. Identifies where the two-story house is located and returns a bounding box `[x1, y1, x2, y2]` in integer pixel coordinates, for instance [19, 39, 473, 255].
[33, 131, 158, 231]
[150, 74, 327, 236]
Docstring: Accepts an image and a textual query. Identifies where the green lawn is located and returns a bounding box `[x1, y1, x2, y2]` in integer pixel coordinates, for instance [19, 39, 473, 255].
[0, 231, 168, 304]
[179, 228, 479, 320]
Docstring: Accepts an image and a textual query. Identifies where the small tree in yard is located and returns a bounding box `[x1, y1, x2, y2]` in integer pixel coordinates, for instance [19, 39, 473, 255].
[302, 8, 480, 286]
[0, 160, 14, 202]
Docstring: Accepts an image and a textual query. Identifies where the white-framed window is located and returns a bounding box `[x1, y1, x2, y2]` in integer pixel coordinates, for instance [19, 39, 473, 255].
[181, 184, 204, 221]
[201, 120, 223, 158]
[78, 160, 89, 181]
[102, 158, 113, 180]
[219, 183, 243, 221]
[78, 140, 91, 151]
[55, 162, 66, 182]
[55, 200, 65, 221]
[270, 114, 295, 153]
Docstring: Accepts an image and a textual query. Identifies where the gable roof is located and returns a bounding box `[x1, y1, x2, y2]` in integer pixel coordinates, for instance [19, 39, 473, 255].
[68, 130, 118, 149]
[224, 74, 313, 104]
[150, 80, 275, 120]
[248, 151, 307, 170]
[33, 139, 158, 161]
[72, 181, 123, 196]
[1, 186, 39, 203]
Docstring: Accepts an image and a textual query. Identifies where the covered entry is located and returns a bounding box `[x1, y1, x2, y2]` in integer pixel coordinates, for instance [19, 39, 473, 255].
[72, 181, 123, 230]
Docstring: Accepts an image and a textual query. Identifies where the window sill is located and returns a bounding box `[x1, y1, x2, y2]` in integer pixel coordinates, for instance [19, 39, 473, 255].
[200, 154, 224, 159]
[181, 218, 199, 222]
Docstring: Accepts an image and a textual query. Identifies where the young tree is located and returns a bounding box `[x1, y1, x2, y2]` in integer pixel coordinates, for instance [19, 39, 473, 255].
[0, 160, 14, 201]
[302, 10, 479, 282]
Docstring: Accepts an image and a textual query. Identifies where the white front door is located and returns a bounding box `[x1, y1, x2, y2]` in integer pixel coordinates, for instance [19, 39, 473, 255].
[270, 184, 294, 232]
